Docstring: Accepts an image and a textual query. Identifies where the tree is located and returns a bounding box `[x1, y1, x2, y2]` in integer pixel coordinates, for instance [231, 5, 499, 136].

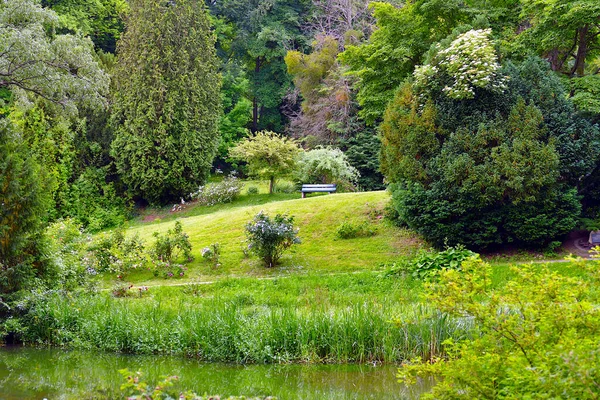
[285, 36, 358, 143]
[111, 0, 221, 204]
[42, 0, 128, 53]
[229, 131, 302, 194]
[0, 0, 109, 111]
[207, 0, 313, 132]
[295, 147, 359, 187]
[381, 31, 595, 248]
[0, 120, 52, 295]
[339, 1, 469, 125]
[518, 0, 600, 78]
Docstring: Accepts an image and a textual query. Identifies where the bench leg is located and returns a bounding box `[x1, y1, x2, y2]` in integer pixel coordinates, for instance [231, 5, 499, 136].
[302, 192, 306, 199]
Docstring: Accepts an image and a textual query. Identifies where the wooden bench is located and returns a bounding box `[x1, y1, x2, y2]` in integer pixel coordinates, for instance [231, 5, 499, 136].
[301, 184, 337, 198]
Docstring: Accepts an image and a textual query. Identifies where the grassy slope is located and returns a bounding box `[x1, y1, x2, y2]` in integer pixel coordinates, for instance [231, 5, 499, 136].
[121, 191, 423, 285]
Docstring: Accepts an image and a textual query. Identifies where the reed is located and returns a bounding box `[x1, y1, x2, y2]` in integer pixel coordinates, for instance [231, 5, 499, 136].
[18, 289, 471, 364]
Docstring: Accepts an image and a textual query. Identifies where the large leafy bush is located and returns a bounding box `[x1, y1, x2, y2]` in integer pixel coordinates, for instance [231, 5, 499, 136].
[381, 43, 598, 248]
[399, 257, 600, 398]
[295, 147, 359, 187]
[245, 212, 300, 267]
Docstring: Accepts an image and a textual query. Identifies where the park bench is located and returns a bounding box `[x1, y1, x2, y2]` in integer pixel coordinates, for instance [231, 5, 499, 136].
[301, 184, 337, 198]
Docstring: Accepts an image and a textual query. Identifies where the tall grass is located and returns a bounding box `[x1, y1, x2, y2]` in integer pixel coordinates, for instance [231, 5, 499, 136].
[17, 291, 470, 364]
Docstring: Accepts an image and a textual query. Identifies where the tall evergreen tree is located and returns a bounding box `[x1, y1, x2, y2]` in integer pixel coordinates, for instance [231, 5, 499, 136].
[111, 0, 221, 204]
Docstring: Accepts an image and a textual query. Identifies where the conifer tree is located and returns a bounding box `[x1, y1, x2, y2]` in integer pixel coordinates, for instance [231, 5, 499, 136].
[111, 0, 221, 204]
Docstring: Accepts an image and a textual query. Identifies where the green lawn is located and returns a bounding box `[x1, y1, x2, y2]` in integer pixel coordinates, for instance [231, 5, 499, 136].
[116, 190, 423, 286]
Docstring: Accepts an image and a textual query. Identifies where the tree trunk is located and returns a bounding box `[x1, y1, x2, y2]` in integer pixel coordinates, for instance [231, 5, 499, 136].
[252, 56, 261, 132]
[269, 176, 274, 194]
[572, 25, 589, 77]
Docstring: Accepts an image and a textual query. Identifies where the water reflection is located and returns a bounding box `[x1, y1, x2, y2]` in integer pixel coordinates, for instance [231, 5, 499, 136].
[0, 347, 432, 399]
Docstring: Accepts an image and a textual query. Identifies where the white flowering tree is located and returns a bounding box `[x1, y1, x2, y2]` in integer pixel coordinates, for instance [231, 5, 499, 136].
[0, 0, 108, 112]
[413, 29, 506, 100]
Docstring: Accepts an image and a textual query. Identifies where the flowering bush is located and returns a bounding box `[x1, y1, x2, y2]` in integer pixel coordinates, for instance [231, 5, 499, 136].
[45, 218, 94, 289]
[413, 29, 506, 100]
[245, 211, 301, 267]
[295, 147, 359, 188]
[201, 242, 221, 268]
[190, 174, 243, 206]
[88, 229, 148, 278]
[151, 221, 193, 263]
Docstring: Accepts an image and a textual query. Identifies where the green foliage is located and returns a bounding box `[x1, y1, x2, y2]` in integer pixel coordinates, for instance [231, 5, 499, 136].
[382, 55, 593, 248]
[43, 0, 128, 53]
[190, 174, 244, 206]
[151, 222, 193, 265]
[339, 1, 468, 125]
[208, 0, 312, 132]
[0, 0, 109, 111]
[217, 66, 253, 159]
[339, 132, 385, 191]
[64, 167, 130, 232]
[335, 221, 376, 239]
[88, 229, 147, 277]
[110, 0, 221, 204]
[399, 257, 600, 399]
[44, 219, 94, 290]
[229, 131, 302, 194]
[295, 147, 359, 187]
[245, 211, 300, 267]
[0, 121, 52, 295]
[570, 74, 600, 117]
[409, 245, 479, 280]
[517, 0, 600, 77]
[247, 186, 259, 195]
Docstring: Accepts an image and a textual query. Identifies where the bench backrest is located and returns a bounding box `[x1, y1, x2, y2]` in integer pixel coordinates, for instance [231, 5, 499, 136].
[302, 184, 336, 189]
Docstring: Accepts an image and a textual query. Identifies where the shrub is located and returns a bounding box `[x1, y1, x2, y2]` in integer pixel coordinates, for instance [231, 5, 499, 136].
[247, 186, 259, 195]
[63, 167, 130, 232]
[245, 211, 301, 267]
[88, 229, 147, 277]
[45, 219, 94, 289]
[150, 221, 193, 263]
[295, 147, 359, 188]
[399, 258, 600, 398]
[191, 174, 243, 206]
[201, 243, 221, 268]
[410, 245, 479, 280]
[335, 221, 377, 239]
[273, 182, 296, 194]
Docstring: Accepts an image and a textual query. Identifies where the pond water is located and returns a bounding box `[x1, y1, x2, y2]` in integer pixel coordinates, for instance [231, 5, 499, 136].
[0, 347, 432, 399]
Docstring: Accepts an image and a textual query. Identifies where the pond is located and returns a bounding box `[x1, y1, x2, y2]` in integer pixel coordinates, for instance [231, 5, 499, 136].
[0, 347, 433, 399]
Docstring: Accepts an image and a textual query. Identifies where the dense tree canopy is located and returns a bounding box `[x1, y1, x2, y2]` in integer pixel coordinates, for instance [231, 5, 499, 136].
[111, 0, 221, 204]
[381, 30, 597, 248]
